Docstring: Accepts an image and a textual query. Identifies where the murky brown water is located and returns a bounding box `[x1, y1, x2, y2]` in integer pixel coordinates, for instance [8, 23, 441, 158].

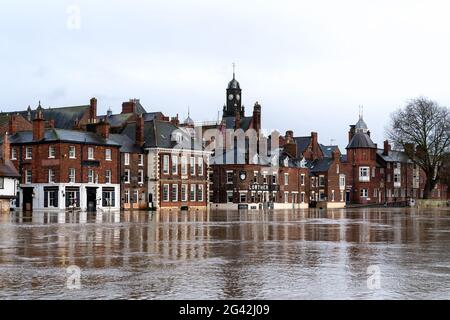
[0, 208, 449, 300]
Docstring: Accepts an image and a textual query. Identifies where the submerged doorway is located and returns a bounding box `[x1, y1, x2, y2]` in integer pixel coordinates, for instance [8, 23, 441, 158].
[86, 187, 98, 212]
[22, 187, 34, 212]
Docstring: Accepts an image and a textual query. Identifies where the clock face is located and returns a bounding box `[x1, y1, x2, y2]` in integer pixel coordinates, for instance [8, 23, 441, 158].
[228, 94, 234, 100]
[236, 94, 240, 101]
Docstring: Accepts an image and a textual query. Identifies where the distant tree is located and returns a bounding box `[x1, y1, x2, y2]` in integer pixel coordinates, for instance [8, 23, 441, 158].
[388, 97, 450, 199]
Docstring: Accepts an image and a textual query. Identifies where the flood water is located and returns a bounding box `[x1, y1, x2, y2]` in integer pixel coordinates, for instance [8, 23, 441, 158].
[0, 208, 449, 300]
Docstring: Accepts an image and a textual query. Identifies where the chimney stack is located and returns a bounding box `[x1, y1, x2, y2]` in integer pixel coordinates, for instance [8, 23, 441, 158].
[2, 132, 10, 161]
[122, 99, 138, 114]
[136, 115, 144, 146]
[348, 125, 356, 143]
[8, 115, 18, 135]
[90, 97, 97, 123]
[283, 130, 297, 157]
[332, 148, 340, 160]
[383, 140, 391, 156]
[96, 119, 110, 139]
[252, 102, 261, 133]
[33, 103, 45, 141]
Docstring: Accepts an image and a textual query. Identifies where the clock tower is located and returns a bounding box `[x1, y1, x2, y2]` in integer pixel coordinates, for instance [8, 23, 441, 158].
[223, 66, 243, 117]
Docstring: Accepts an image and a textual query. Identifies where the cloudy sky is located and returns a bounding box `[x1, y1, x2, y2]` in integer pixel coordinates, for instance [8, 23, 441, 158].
[1, 0, 450, 149]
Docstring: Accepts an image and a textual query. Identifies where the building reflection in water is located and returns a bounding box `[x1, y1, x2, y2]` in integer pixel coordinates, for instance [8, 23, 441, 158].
[0, 207, 448, 299]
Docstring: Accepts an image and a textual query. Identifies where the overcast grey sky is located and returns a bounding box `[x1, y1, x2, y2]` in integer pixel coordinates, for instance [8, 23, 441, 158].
[1, 0, 450, 150]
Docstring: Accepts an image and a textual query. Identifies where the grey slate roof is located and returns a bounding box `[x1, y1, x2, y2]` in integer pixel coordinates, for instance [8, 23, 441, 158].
[308, 158, 334, 173]
[8, 128, 120, 146]
[346, 132, 377, 149]
[109, 134, 142, 153]
[294, 136, 311, 157]
[143, 112, 164, 121]
[98, 113, 134, 127]
[376, 149, 411, 163]
[121, 120, 203, 150]
[0, 105, 90, 130]
[320, 144, 339, 158]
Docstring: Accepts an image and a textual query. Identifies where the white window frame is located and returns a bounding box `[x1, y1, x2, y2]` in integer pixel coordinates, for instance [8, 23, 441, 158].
[124, 189, 130, 204]
[163, 155, 169, 174]
[25, 169, 32, 184]
[300, 174, 305, 186]
[105, 149, 112, 161]
[359, 166, 370, 182]
[171, 184, 178, 202]
[138, 154, 144, 166]
[88, 169, 94, 183]
[69, 168, 76, 183]
[124, 153, 130, 165]
[48, 146, 55, 159]
[181, 184, 188, 202]
[88, 147, 94, 160]
[25, 146, 32, 159]
[181, 156, 188, 175]
[190, 157, 196, 176]
[319, 175, 325, 187]
[197, 157, 204, 176]
[133, 190, 139, 204]
[124, 169, 130, 184]
[197, 184, 204, 202]
[48, 169, 55, 183]
[69, 146, 76, 159]
[162, 184, 170, 202]
[172, 155, 178, 175]
[360, 188, 368, 198]
[227, 191, 233, 203]
[11, 147, 17, 160]
[138, 169, 144, 184]
[226, 171, 233, 184]
[339, 174, 346, 189]
[190, 184, 196, 202]
[284, 173, 289, 186]
[105, 170, 112, 184]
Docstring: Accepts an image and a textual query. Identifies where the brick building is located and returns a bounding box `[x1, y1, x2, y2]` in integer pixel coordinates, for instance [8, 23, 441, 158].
[7, 104, 121, 212]
[0, 133, 20, 212]
[121, 116, 210, 210]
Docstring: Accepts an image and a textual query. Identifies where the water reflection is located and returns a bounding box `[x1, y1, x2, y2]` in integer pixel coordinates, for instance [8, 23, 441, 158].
[0, 208, 449, 299]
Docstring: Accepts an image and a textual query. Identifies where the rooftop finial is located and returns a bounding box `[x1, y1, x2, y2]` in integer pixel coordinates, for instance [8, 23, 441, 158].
[188, 105, 190, 117]
[359, 105, 364, 119]
[232, 62, 235, 79]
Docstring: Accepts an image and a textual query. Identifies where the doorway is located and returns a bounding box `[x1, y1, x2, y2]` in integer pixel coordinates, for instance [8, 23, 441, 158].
[22, 187, 33, 212]
[86, 187, 97, 212]
[345, 191, 351, 204]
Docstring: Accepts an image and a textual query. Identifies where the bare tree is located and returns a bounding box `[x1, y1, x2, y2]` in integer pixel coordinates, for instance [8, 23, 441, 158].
[388, 97, 450, 199]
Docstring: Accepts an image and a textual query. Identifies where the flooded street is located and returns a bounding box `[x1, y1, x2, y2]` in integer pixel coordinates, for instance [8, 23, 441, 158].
[0, 208, 449, 300]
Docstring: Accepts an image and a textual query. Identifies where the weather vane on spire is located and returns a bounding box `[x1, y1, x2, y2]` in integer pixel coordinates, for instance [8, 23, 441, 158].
[232, 62, 236, 79]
